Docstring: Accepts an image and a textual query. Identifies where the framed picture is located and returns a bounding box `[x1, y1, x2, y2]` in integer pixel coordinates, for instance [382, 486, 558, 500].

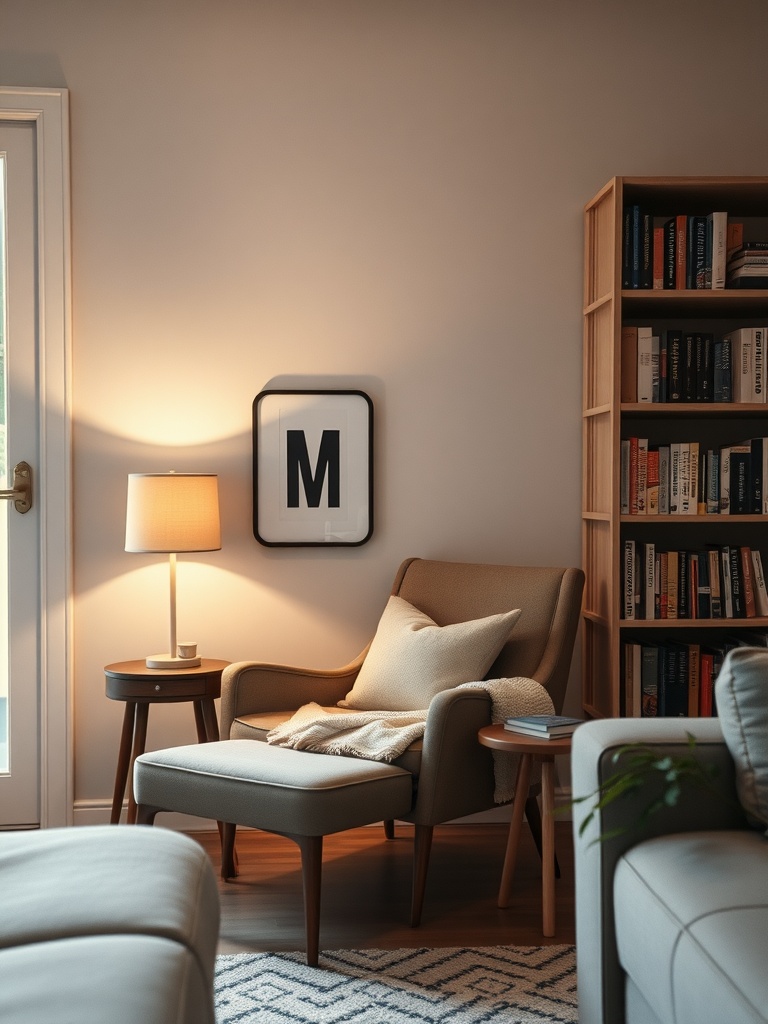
[253, 389, 374, 546]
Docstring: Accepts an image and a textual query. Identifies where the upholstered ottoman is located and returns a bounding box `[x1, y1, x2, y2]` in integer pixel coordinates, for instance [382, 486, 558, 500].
[134, 738, 414, 965]
[0, 825, 219, 1024]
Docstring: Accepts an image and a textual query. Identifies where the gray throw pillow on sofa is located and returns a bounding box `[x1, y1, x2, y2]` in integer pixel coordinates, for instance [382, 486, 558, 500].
[714, 646, 768, 832]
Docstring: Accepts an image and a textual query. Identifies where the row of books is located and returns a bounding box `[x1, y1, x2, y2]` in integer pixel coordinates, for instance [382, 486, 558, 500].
[623, 207, 727, 290]
[621, 327, 765, 404]
[624, 633, 768, 718]
[622, 543, 768, 621]
[622, 210, 768, 291]
[620, 437, 768, 516]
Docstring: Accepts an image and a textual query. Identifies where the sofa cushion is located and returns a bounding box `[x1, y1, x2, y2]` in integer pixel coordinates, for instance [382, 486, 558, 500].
[0, 825, 219, 982]
[338, 595, 520, 711]
[614, 830, 768, 1024]
[715, 646, 768, 832]
[0, 934, 213, 1024]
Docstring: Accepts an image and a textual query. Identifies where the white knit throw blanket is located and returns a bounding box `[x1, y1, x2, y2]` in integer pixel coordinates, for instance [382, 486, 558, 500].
[266, 676, 554, 803]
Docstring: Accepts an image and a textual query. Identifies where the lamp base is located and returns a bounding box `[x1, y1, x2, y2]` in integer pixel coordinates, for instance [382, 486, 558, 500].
[145, 653, 202, 669]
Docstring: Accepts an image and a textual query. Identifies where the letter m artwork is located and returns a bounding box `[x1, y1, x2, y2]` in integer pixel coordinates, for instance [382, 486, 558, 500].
[286, 430, 340, 508]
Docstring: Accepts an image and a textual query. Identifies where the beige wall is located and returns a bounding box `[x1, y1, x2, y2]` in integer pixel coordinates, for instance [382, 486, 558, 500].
[3, 0, 768, 819]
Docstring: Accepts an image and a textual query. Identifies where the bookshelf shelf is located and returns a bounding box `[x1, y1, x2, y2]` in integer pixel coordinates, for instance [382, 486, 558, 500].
[582, 176, 768, 721]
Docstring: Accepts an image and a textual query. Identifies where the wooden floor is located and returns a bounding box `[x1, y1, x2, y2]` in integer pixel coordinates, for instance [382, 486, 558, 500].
[191, 821, 575, 955]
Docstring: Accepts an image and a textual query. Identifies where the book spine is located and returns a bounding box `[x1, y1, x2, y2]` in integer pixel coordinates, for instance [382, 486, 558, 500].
[669, 443, 681, 514]
[706, 448, 719, 514]
[721, 547, 734, 618]
[687, 644, 701, 715]
[646, 448, 660, 514]
[667, 550, 679, 619]
[729, 446, 751, 514]
[751, 550, 768, 616]
[652, 225, 664, 289]
[621, 325, 638, 402]
[750, 437, 763, 514]
[623, 206, 633, 288]
[729, 546, 744, 617]
[629, 437, 639, 514]
[689, 441, 700, 514]
[641, 212, 652, 289]
[695, 333, 713, 402]
[623, 540, 636, 619]
[693, 216, 707, 288]
[658, 445, 670, 515]
[679, 442, 691, 515]
[667, 330, 683, 401]
[636, 438, 648, 514]
[675, 214, 687, 289]
[644, 542, 655, 620]
[637, 327, 654, 403]
[741, 546, 756, 617]
[708, 547, 722, 618]
[620, 439, 631, 515]
[663, 217, 676, 289]
[632, 205, 641, 288]
[683, 332, 697, 402]
[754, 326, 765, 403]
[710, 212, 727, 289]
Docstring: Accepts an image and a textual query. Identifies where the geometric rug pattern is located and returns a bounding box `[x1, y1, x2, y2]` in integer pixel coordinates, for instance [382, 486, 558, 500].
[215, 945, 578, 1023]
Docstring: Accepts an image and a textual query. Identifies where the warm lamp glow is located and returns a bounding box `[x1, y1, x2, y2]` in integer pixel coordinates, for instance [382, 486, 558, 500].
[125, 472, 221, 668]
[125, 473, 221, 553]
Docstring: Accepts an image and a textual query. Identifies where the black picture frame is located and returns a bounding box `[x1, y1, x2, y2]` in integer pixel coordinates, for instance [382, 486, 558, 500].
[253, 389, 374, 547]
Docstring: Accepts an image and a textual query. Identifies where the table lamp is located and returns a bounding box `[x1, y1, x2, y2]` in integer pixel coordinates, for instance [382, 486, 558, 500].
[125, 472, 221, 668]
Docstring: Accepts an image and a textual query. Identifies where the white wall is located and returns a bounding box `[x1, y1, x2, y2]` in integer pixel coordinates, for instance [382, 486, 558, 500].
[3, 0, 768, 819]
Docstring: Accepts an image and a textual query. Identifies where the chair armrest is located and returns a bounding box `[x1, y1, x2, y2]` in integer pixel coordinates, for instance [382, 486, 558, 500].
[572, 717, 747, 1024]
[404, 687, 495, 825]
[220, 652, 367, 738]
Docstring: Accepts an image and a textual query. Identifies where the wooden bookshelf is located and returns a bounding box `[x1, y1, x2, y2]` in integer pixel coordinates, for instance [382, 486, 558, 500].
[582, 176, 768, 719]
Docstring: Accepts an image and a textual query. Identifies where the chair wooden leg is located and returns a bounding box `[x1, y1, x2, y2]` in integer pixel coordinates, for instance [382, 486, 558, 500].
[525, 793, 561, 880]
[221, 822, 238, 880]
[410, 823, 433, 928]
[294, 834, 323, 968]
[384, 819, 395, 840]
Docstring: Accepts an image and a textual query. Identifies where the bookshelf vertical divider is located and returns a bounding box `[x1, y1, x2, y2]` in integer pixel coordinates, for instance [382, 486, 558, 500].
[582, 176, 768, 719]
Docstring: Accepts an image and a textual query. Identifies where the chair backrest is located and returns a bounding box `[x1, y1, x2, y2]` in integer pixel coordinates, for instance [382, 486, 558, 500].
[391, 558, 584, 713]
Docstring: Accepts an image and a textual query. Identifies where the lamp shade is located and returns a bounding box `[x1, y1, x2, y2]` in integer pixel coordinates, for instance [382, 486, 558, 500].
[125, 473, 221, 553]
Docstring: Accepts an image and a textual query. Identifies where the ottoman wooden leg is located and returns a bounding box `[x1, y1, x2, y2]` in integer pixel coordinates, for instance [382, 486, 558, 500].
[293, 834, 323, 968]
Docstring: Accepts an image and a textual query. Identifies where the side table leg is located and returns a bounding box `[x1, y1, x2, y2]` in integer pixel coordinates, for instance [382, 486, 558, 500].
[498, 753, 532, 908]
[200, 698, 220, 742]
[110, 702, 137, 824]
[126, 703, 149, 825]
[541, 755, 556, 936]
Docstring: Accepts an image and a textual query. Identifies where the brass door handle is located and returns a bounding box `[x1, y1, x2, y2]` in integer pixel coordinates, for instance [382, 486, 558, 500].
[0, 461, 32, 513]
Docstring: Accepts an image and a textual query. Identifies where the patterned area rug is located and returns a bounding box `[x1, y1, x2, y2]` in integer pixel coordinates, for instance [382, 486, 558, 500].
[215, 945, 578, 1023]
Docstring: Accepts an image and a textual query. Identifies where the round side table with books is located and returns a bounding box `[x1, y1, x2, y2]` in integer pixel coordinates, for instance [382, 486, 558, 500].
[477, 722, 576, 937]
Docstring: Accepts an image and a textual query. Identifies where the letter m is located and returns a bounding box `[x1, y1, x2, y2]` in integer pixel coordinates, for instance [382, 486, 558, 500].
[286, 430, 340, 508]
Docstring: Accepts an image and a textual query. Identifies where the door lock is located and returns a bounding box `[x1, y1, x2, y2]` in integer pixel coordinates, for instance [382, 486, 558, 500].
[0, 461, 33, 513]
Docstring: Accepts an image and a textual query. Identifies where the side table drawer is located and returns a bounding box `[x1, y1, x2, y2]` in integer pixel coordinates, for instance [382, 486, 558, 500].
[106, 677, 208, 700]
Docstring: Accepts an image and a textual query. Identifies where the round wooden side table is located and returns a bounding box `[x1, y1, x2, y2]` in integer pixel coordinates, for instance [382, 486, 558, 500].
[105, 658, 229, 824]
[478, 723, 573, 937]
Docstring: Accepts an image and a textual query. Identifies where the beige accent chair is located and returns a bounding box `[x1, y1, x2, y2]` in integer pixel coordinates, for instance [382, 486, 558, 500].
[221, 557, 584, 927]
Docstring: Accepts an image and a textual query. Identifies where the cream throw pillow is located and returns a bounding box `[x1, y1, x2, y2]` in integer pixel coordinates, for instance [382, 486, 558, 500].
[339, 595, 521, 712]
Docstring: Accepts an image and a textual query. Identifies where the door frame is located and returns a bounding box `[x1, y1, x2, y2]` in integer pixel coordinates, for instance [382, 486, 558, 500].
[1, 87, 72, 827]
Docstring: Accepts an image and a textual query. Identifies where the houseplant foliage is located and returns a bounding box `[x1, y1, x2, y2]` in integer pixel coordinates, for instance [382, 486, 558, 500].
[572, 733, 720, 843]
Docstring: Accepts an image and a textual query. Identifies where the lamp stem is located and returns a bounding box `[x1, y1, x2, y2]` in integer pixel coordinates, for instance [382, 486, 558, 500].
[169, 551, 177, 659]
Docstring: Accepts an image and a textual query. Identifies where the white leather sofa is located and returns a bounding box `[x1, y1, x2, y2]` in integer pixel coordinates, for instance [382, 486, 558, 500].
[0, 825, 220, 1024]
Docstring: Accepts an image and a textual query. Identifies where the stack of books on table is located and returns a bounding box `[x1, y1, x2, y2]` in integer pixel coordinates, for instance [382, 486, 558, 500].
[503, 715, 584, 739]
